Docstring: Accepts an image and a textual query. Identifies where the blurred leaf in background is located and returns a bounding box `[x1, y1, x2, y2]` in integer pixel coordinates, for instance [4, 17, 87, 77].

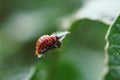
[0, 0, 120, 80]
[0, 0, 82, 80]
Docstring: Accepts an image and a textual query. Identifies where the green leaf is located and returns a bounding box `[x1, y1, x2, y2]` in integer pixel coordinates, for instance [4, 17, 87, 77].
[74, 0, 120, 24]
[30, 19, 108, 80]
[104, 14, 120, 80]
[61, 19, 108, 80]
[60, 0, 120, 31]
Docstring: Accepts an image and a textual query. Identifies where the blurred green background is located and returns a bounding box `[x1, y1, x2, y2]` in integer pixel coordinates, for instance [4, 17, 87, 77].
[0, 0, 119, 80]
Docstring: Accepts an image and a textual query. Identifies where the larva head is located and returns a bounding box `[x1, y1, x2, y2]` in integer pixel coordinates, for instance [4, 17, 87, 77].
[51, 31, 70, 48]
[53, 31, 70, 42]
[50, 35, 61, 48]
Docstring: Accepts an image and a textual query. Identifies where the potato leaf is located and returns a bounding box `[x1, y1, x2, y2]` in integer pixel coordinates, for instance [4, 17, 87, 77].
[104, 14, 120, 80]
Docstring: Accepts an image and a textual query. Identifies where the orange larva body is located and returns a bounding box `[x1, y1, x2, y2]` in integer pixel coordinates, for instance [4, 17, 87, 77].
[35, 35, 60, 56]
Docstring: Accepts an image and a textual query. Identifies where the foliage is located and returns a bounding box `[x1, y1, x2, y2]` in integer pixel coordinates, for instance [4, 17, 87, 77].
[0, 0, 120, 80]
[104, 15, 120, 80]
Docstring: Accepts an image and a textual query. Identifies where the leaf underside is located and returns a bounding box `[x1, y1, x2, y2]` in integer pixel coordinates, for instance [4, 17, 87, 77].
[104, 14, 120, 80]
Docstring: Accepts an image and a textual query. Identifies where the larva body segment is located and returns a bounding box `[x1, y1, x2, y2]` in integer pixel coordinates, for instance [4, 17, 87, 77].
[35, 35, 60, 57]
